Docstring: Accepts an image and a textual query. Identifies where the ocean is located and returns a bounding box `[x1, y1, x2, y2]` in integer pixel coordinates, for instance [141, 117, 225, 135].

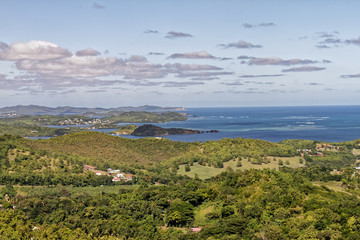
[115, 105, 360, 143]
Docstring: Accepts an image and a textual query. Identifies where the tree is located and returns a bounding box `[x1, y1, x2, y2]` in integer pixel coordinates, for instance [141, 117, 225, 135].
[0, 184, 16, 199]
[166, 199, 194, 227]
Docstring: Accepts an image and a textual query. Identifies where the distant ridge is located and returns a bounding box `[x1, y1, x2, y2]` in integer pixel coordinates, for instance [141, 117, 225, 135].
[0, 105, 185, 116]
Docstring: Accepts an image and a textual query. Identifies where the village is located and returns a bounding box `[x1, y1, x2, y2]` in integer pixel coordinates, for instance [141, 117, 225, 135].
[296, 143, 360, 176]
[296, 143, 341, 157]
[59, 118, 113, 126]
[84, 165, 133, 182]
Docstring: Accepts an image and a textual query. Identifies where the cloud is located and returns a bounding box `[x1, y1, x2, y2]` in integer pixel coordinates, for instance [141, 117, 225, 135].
[163, 81, 204, 87]
[316, 45, 331, 49]
[127, 55, 147, 62]
[320, 38, 342, 44]
[191, 77, 219, 81]
[345, 37, 360, 46]
[59, 89, 77, 95]
[316, 31, 339, 38]
[315, 32, 360, 48]
[164, 63, 222, 71]
[242, 23, 255, 29]
[149, 91, 165, 95]
[92, 3, 105, 9]
[222, 81, 244, 86]
[340, 74, 360, 78]
[219, 40, 262, 49]
[238, 74, 284, 78]
[243, 80, 274, 85]
[144, 29, 159, 34]
[237, 55, 254, 60]
[270, 90, 287, 93]
[0, 40, 71, 60]
[229, 90, 265, 94]
[218, 57, 233, 61]
[165, 31, 193, 39]
[259, 22, 276, 27]
[307, 83, 323, 86]
[168, 51, 215, 59]
[86, 89, 107, 93]
[249, 57, 317, 66]
[176, 71, 233, 78]
[76, 48, 101, 56]
[0, 41, 8, 49]
[148, 52, 165, 55]
[242, 23, 276, 28]
[281, 66, 326, 72]
[0, 41, 233, 91]
[128, 80, 162, 87]
[16, 55, 122, 78]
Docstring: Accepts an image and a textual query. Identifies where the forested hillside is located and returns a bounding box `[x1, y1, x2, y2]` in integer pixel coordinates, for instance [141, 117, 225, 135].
[1, 133, 360, 239]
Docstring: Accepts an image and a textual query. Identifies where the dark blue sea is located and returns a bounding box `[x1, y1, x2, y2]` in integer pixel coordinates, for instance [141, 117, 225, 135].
[115, 106, 360, 143]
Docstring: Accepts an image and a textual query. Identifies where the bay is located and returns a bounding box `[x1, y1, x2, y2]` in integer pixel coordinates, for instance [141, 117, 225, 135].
[115, 105, 360, 142]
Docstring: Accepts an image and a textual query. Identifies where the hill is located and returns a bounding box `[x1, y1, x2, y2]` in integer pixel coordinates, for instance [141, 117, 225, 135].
[0, 105, 185, 116]
[20, 131, 194, 168]
[131, 124, 202, 136]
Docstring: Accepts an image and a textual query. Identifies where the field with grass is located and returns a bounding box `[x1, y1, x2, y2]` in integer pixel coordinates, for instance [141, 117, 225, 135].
[312, 181, 350, 194]
[353, 148, 360, 155]
[178, 156, 304, 179]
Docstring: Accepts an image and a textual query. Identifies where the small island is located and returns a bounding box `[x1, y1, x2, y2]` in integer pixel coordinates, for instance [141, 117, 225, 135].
[130, 124, 218, 136]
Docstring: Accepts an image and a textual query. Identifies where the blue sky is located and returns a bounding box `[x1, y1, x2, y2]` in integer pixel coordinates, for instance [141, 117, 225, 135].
[1, 0, 360, 107]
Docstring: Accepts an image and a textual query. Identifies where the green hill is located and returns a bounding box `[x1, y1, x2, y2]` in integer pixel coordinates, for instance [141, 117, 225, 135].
[21, 131, 194, 168]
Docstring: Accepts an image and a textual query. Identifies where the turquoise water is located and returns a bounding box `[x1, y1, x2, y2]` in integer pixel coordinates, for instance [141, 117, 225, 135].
[115, 105, 360, 142]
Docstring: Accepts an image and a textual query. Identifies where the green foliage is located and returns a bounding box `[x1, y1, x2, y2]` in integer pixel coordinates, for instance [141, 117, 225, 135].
[166, 198, 195, 226]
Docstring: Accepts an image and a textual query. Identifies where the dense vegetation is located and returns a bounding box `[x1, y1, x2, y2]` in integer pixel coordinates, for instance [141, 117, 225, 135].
[0, 123, 80, 137]
[2, 169, 360, 239]
[131, 124, 202, 136]
[1, 133, 360, 239]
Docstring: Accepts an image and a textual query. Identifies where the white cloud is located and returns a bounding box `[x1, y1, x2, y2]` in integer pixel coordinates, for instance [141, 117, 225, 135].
[0, 40, 71, 60]
[249, 57, 317, 66]
[164, 63, 221, 71]
[168, 51, 215, 59]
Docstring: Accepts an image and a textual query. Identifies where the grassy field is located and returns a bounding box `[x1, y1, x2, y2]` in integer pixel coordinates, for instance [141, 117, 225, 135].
[193, 202, 216, 227]
[353, 148, 360, 155]
[312, 181, 350, 194]
[2, 185, 137, 197]
[178, 156, 304, 179]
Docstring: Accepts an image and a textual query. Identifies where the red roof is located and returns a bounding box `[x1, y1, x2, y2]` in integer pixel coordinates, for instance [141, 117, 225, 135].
[85, 165, 95, 169]
[191, 228, 202, 232]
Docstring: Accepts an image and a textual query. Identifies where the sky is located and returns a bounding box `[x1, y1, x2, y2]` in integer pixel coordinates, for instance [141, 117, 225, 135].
[1, 0, 360, 108]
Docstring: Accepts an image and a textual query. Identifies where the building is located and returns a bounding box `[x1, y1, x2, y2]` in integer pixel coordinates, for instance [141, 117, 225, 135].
[112, 177, 121, 182]
[84, 165, 96, 171]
